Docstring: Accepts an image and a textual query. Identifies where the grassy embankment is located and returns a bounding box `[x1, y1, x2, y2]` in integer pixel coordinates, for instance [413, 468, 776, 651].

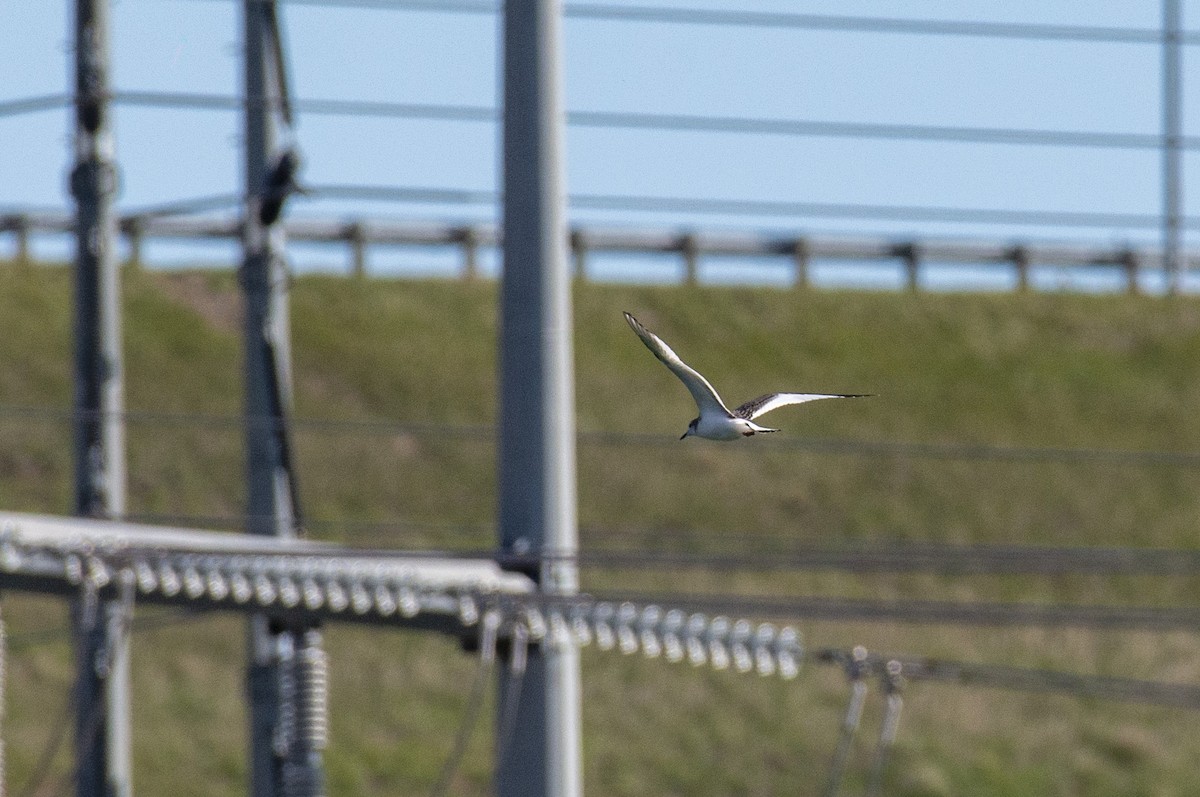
[3, 262, 1200, 796]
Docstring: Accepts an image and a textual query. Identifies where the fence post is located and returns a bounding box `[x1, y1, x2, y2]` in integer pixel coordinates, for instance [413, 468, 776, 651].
[792, 237, 810, 289]
[897, 243, 920, 291]
[1010, 245, 1031, 292]
[123, 217, 144, 270]
[680, 233, 699, 285]
[1121, 249, 1141, 295]
[347, 222, 366, 278]
[9, 215, 31, 266]
[569, 229, 587, 281]
[458, 226, 479, 281]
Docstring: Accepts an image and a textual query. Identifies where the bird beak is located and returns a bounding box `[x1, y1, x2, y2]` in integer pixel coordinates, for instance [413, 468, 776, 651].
[679, 430, 690, 440]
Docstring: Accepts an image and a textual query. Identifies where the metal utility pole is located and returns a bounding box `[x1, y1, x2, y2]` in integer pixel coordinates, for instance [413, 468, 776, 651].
[242, 2, 325, 796]
[496, 1, 583, 796]
[1163, 0, 1184, 294]
[70, 0, 132, 794]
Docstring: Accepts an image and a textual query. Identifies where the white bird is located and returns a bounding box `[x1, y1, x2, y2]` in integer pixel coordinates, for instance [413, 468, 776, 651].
[624, 311, 870, 440]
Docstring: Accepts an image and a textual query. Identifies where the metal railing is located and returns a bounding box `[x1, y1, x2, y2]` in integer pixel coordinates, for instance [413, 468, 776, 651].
[3, 211, 1194, 292]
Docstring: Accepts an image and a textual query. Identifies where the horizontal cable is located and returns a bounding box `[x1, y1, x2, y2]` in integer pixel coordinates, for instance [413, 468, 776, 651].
[81, 509, 1200, 582]
[0, 94, 71, 118]
[569, 193, 1174, 230]
[567, 542, 1200, 576]
[14, 186, 1185, 232]
[563, 4, 1192, 44]
[112, 91, 1178, 151]
[124, 193, 245, 219]
[304, 183, 1190, 230]
[815, 648, 1200, 710]
[115, 91, 496, 122]
[309, 182, 496, 206]
[191, 0, 1200, 45]
[5, 404, 1200, 466]
[569, 110, 1173, 150]
[105, 514, 1200, 578]
[6, 608, 212, 653]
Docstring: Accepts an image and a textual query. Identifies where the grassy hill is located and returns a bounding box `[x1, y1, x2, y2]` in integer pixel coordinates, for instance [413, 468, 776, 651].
[3, 263, 1200, 795]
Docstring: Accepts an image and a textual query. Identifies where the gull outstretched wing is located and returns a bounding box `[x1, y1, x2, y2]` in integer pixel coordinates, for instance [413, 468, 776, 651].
[624, 312, 731, 416]
[732, 392, 871, 421]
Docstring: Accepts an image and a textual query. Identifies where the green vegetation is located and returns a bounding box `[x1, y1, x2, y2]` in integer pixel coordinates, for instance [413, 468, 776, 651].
[3, 263, 1200, 795]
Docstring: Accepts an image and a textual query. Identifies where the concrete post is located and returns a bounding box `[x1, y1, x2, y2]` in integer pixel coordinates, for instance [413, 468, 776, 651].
[241, 3, 325, 796]
[70, 1, 132, 794]
[496, 1, 583, 795]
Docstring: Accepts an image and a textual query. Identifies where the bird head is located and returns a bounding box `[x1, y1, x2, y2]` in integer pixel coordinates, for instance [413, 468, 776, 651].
[680, 418, 698, 440]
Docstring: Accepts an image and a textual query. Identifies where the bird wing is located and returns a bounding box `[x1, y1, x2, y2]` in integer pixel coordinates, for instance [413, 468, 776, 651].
[732, 392, 872, 421]
[624, 312, 732, 416]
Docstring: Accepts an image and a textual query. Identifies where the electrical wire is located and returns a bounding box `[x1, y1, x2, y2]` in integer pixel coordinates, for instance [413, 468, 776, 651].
[565, 541, 1200, 577]
[821, 650, 868, 797]
[12, 685, 76, 797]
[109, 90, 1185, 151]
[813, 647, 1200, 710]
[4, 403, 1199, 467]
[568, 193, 1176, 230]
[300, 183, 1199, 230]
[10, 505, 1200, 579]
[12, 585, 136, 797]
[428, 612, 499, 797]
[0, 94, 71, 119]
[123, 193, 244, 219]
[864, 663, 904, 797]
[492, 627, 528, 777]
[562, 4, 1191, 44]
[173, 0, 1200, 46]
[6, 609, 216, 654]
[427, 648, 492, 797]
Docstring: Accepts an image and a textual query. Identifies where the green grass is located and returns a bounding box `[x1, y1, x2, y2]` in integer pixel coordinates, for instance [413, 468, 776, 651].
[3, 263, 1200, 795]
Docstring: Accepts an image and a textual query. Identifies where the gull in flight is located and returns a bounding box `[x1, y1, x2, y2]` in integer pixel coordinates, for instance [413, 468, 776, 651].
[624, 311, 870, 440]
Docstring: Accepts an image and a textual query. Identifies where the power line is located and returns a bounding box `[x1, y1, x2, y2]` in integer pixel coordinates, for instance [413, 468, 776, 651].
[309, 183, 496, 206]
[562, 4, 1193, 44]
[179, 0, 1200, 46]
[86, 513, 1200, 579]
[568, 110, 1175, 151]
[111, 90, 1182, 151]
[302, 183, 1191, 230]
[566, 541, 1200, 576]
[6, 609, 212, 653]
[3, 404, 1198, 468]
[19, 500, 1200, 582]
[569, 193, 1175, 230]
[0, 94, 71, 118]
[428, 612, 499, 797]
[114, 90, 496, 123]
[814, 647, 1200, 710]
[123, 193, 244, 219]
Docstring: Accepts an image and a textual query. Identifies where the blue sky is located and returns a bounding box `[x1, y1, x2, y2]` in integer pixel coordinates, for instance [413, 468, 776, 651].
[2, 1, 1197, 284]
